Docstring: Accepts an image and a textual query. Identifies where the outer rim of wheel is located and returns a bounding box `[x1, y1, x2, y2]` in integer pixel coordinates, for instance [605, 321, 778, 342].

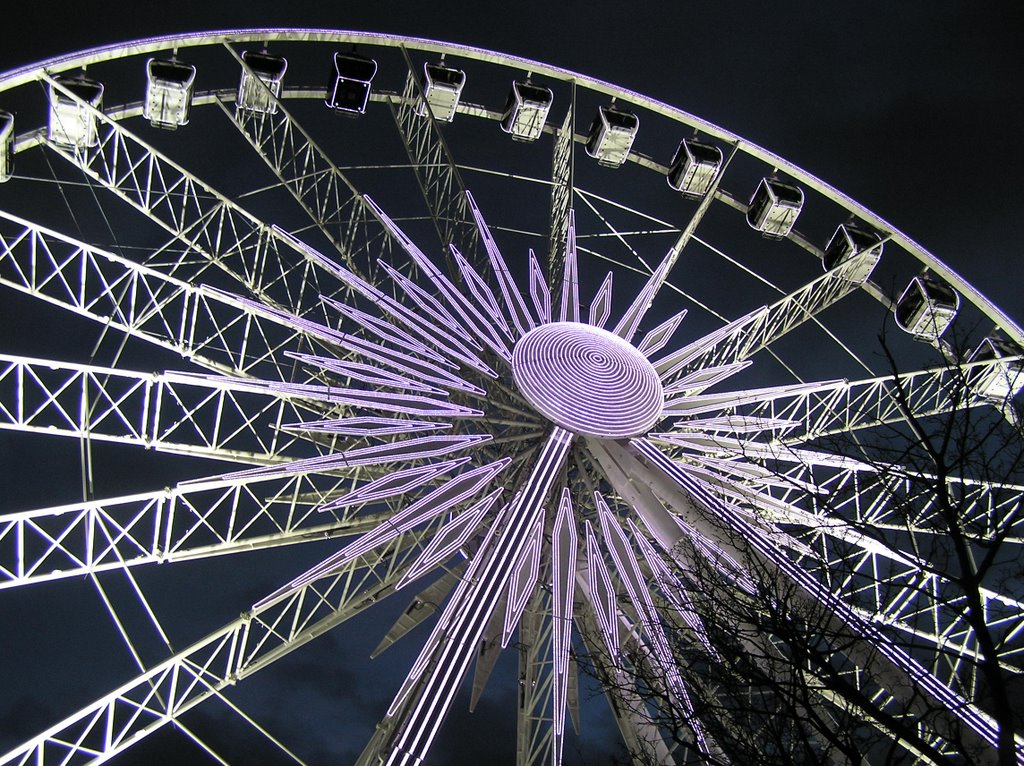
[1, 27, 1020, 347]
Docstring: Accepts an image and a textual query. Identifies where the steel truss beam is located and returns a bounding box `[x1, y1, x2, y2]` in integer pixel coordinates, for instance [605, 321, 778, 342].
[517, 586, 557, 766]
[759, 465, 1024, 692]
[0, 211, 325, 380]
[547, 90, 574, 288]
[0, 355, 309, 463]
[42, 75, 334, 323]
[218, 45, 393, 282]
[0, 522, 439, 766]
[390, 48, 479, 266]
[0, 472, 393, 589]
[628, 438, 1010, 762]
[742, 359, 1009, 444]
[672, 250, 880, 377]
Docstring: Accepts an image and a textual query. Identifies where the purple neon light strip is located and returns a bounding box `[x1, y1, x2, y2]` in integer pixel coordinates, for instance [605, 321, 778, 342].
[653, 305, 767, 378]
[632, 437, 1003, 748]
[321, 296, 450, 366]
[374, 260, 497, 378]
[662, 361, 752, 397]
[584, 521, 620, 663]
[637, 309, 688, 357]
[254, 458, 511, 610]
[551, 488, 578, 745]
[559, 210, 580, 324]
[282, 416, 451, 438]
[212, 434, 493, 486]
[527, 249, 552, 325]
[396, 488, 503, 589]
[286, 351, 446, 394]
[363, 197, 509, 358]
[466, 191, 536, 338]
[380, 429, 574, 765]
[594, 493, 703, 746]
[589, 272, 614, 329]
[628, 520, 720, 661]
[452, 247, 514, 342]
[500, 510, 545, 648]
[319, 457, 472, 511]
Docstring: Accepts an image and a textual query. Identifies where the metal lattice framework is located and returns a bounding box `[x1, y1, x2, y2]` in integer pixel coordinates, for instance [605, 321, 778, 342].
[0, 29, 1022, 766]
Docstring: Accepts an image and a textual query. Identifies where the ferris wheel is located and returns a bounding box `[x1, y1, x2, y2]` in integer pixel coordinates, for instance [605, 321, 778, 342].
[0, 29, 1022, 765]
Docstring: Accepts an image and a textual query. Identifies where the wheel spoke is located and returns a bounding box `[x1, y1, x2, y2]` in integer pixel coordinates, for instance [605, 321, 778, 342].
[0, 354, 312, 463]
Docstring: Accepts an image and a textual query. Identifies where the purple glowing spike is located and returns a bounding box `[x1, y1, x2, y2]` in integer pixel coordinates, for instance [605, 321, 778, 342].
[589, 271, 614, 329]
[628, 520, 719, 660]
[500, 509, 545, 648]
[637, 309, 688, 357]
[396, 488, 503, 589]
[216, 435, 491, 486]
[652, 305, 767, 378]
[283, 416, 451, 438]
[254, 458, 512, 610]
[559, 210, 580, 324]
[610, 241, 676, 342]
[176, 372, 480, 419]
[321, 297, 449, 365]
[286, 351, 446, 394]
[551, 487, 578, 746]
[375, 260, 497, 378]
[662, 361, 752, 397]
[320, 457, 472, 511]
[275, 224, 490, 375]
[584, 520, 620, 663]
[527, 249, 552, 325]
[595, 494, 701, 743]
[453, 247, 514, 341]
[662, 379, 843, 417]
[363, 195, 506, 354]
[466, 191, 536, 338]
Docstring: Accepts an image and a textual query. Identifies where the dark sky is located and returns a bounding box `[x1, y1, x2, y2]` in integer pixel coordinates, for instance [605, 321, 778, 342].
[1, 2, 1021, 764]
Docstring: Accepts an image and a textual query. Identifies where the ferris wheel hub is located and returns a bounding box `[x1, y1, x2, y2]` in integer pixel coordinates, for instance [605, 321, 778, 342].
[511, 321, 664, 438]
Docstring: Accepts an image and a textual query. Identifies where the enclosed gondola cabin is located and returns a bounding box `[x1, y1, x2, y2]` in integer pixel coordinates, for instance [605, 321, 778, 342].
[894, 276, 959, 340]
[0, 110, 12, 183]
[144, 59, 196, 129]
[417, 62, 465, 123]
[500, 81, 552, 142]
[823, 223, 883, 283]
[48, 76, 103, 149]
[667, 138, 723, 198]
[746, 177, 804, 239]
[585, 106, 638, 168]
[326, 53, 377, 116]
[969, 335, 1024, 401]
[237, 51, 287, 114]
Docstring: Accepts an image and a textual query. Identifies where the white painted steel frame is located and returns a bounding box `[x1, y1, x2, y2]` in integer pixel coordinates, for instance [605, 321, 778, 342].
[0, 28, 1021, 766]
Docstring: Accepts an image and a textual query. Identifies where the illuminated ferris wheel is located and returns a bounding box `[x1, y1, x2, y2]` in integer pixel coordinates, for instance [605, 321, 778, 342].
[0, 29, 1022, 765]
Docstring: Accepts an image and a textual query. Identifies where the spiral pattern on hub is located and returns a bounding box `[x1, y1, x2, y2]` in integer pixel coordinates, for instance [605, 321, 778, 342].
[511, 322, 664, 438]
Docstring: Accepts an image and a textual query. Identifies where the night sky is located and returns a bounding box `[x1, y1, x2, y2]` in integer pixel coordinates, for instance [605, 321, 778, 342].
[1, 2, 1021, 764]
